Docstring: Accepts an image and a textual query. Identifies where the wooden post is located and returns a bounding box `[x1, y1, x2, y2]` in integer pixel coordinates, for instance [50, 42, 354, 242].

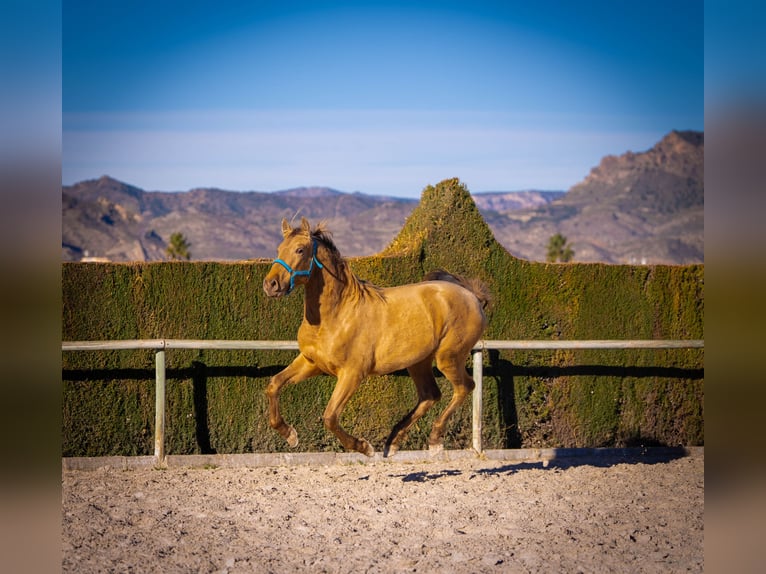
[154, 349, 166, 466]
[472, 349, 483, 454]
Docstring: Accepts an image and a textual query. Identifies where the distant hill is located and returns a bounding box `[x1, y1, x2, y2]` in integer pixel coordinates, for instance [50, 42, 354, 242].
[484, 130, 704, 264]
[61, 179, 562, 262]
[62, 179, 419, 261]
[472, 190, 565, 212]
[62, 130, 703, 264]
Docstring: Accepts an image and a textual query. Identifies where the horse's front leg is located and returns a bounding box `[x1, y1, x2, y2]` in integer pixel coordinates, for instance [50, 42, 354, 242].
[323, 371, 374, 456]
[266, 353, 321, 447]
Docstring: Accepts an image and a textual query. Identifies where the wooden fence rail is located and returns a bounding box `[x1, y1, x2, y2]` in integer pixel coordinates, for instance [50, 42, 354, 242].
[62, 339, 704, 464]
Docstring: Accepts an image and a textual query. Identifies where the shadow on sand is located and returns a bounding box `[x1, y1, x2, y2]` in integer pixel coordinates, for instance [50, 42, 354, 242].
[388, 446, 693, 483]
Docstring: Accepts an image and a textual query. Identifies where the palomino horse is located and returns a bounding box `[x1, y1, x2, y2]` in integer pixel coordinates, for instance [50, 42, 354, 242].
[262, 217, 489, 457]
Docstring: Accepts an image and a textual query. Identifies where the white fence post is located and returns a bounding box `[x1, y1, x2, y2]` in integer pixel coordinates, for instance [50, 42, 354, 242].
[472, 349, 483, 453]
[154, 348, 166, 466]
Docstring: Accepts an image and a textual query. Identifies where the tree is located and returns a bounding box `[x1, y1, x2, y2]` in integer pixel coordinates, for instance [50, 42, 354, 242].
[546, 233, 574, 262]
[165, 232, 192, 260]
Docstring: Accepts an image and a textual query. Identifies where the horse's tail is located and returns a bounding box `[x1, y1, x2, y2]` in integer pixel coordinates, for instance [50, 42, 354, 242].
[423, 269, 492, 310]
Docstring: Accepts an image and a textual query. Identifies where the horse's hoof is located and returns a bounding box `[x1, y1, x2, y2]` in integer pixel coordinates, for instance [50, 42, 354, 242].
[286, 426, 299, 447]
[384, 444, 399, 458]
[428, 443, 444, 455]
[359, 440, 375, 457]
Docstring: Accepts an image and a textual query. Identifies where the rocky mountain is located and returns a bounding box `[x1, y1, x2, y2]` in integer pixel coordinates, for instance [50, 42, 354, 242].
[62, 179, 419, 261]
[472, 190, 564, 212]
[62, 130, 703, 264]
[484, 130, 704, 264]
[62, 178, 564, 262]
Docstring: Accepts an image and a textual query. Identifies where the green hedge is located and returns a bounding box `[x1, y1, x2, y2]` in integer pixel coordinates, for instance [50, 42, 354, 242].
[62, 178, 703, 456]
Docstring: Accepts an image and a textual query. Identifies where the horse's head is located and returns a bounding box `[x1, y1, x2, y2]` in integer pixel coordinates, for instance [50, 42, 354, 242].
[263, 217, 324, 297]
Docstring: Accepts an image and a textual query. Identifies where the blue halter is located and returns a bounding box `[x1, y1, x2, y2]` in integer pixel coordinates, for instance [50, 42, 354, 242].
[271, 240, 324, 294]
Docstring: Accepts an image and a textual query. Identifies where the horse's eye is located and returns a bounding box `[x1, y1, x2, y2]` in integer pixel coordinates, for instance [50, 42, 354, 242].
[296, 247, 304, 255]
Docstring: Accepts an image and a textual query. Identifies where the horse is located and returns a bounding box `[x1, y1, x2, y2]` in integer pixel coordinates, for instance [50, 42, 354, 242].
[262, 217, 490, 457]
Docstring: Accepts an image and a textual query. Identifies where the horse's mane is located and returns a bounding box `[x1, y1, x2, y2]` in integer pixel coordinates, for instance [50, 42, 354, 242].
[310, 224, 342, 261]
[310, 223, 385, 302]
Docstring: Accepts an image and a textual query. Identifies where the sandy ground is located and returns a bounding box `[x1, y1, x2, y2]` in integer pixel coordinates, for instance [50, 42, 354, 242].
[62, 451, 703, 573]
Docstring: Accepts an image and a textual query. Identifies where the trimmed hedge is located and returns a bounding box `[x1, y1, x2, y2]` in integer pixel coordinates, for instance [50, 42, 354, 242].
[62, 178, 703, 456]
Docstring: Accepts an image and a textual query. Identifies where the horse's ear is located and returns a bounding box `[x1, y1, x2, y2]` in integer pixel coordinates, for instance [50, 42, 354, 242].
[281, 218, 291, 237]
[300, 217, 311, 234]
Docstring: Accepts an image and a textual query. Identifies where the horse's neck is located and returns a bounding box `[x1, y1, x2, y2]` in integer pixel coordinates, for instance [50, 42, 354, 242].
[303, 252, 352, 325]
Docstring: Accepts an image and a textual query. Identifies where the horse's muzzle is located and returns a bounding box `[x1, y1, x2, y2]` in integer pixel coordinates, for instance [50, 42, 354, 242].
[263, 274, 286, 297]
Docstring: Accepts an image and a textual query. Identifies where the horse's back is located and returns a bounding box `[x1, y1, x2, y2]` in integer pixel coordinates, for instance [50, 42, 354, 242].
[384, 279, 486, 344]
[300, 278, 486, 376]
[340, 281, 481, 374]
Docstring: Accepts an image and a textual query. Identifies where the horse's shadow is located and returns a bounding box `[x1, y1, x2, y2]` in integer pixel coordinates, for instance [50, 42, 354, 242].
[389, 469, 463, 482]
[388, 447, 691, 483]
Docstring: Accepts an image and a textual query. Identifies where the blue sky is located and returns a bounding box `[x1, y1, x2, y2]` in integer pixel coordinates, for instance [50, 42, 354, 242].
[62, 0, 704, 197]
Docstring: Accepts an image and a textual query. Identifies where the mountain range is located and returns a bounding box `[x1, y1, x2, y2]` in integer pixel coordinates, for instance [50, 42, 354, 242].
[62, 130, 703, 265]
[485, 130, 703, 264]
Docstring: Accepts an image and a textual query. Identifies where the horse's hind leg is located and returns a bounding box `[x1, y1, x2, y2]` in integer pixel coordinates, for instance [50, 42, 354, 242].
[384, 358, 442, 457]
[266, 354, 321, 447]
[429, 351, 476, 452]
[323, 371, 374, 456]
